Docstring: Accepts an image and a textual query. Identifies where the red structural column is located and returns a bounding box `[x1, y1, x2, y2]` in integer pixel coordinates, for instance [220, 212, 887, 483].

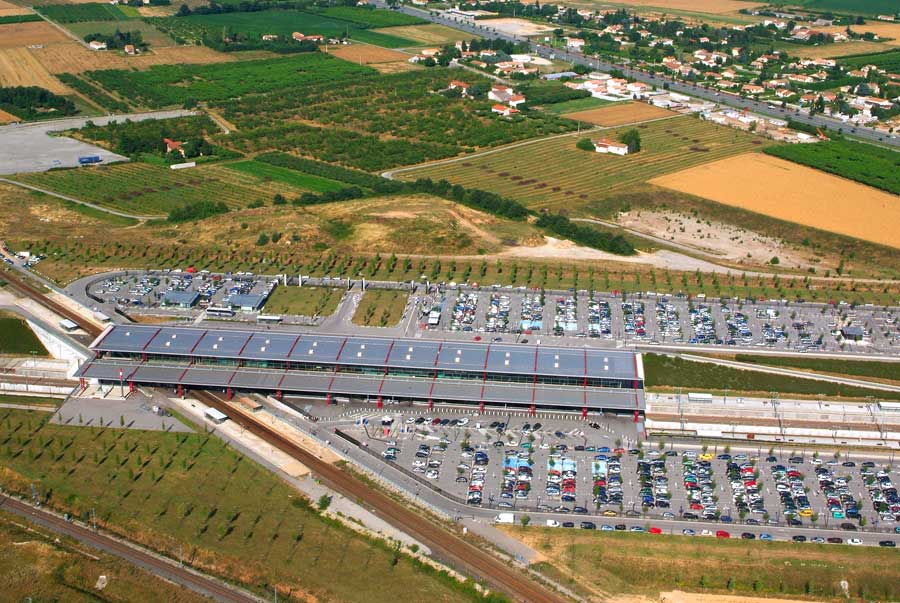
[226, 387, 233, 400]
[633, 410, 640, 423]
[128, 381, 135, 394]
[79, 377, 86, 391]
[479, 401, 485, 413]
[529, 404, 535, 417]
[376, 396, 383, 409]
[428, 398, 433, 410]
[326, 393, 332, 405]
[582, 406, 587, 420]
[177, 384, 183, 398]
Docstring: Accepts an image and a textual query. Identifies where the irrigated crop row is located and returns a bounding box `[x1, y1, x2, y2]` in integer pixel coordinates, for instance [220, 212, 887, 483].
[403, 116, 769, 210]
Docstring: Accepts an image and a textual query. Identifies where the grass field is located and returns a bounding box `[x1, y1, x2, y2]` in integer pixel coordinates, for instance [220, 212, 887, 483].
[263, 285, 343, 317]
[764, 138, 900, 196]
[506, 527, 900, 601]
[223, 160, 346, 194]
[352, 289, 409, 327]
[841, 47, 900, 70]
[0, 509, 212, 603]
[791, 0, 900, 17]
[64, 19, 175, 47]
[0, 409, 481, 603]
[561, 101, 676, 126]
[400, 116, 770, 211]
[730, 355, 900, 385]
[83, 52, 374, 109]
[36, 2, 131, 23]
[651, 152, 900, 249]
[172, 10, 417, 48]
[0, 311, 47, 356]
[541, 96, 616, 114]
[13, 162, 293, 215]
[642, 353, 897, 400]
[0, 393, 61, 406]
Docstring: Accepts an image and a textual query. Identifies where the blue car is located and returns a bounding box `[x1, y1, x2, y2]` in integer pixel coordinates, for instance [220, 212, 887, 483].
[760, 533, 774, 542]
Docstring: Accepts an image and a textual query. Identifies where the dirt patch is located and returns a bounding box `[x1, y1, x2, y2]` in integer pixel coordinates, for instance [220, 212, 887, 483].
[0, 21, 69, 49]
[0, 0, 31, 15]
[32, 42, 237, 73]
[564, 101, 675, 126]
[484, 17, 555, 36]
[616, 209, 814, 269]
[650, 152, 900, 249]
[0, 107, 19, 123]
[369, 60, 418, 74]
[822, 22, 900, 46]
[328, 43, 409, 64]
[0, 47, 69, 93]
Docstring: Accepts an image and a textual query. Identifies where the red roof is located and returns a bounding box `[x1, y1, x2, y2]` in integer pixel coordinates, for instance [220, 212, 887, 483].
[163, 137, 183, 152]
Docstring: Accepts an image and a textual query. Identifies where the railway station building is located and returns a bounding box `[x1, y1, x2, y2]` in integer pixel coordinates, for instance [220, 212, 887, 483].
[78, 325, 645, 416]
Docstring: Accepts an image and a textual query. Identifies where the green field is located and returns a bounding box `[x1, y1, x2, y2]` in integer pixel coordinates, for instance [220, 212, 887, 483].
[0, 311, 47, 356]
[0, 14, 42, 24]
[513, 527, 900, 601]
[223, 161, 346, 194]
[791, 0, 900, 17]
[542, 96, 618, 114]
[36, 2, 131, 23]
[400, 116, 771, 211]
[83, 53, 375, 109]
[764, 138, 900, 196]
[316, 6, 426, 28]
[841, 48, 900, 70]
[13, 163, 287, 215]
[64, 19, 175, 47]
[263, 285, 343, 316]
[643, 353, 898, 399]
[168, 9, 417, 49]
[218, 69, 580, 171]
[352, 288, 409, 327]
[731, 355, 900, 383]
[0, 394, 61, 407]
[0, 409, 481, 603]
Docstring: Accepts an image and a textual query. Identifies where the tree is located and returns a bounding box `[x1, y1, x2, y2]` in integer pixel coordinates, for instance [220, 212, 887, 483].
[619, 128, 641, 153]
[520, 515, 531, 527]
[575, 138, 594, 151]
[317, 494, 332, 511]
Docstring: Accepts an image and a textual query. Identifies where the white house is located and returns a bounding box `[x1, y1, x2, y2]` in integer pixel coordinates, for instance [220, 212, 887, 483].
[593, 138, 629, 155]
[88, 40, 107, 51]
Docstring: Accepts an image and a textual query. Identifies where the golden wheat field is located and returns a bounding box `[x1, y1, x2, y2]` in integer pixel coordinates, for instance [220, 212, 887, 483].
[650, 152, 900, 249]
[563, 101, 676, 126]
[0, 47, 69, 93]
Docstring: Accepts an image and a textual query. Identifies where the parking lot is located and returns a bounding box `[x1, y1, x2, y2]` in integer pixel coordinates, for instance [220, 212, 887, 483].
[340, 409, 900, 543]
[421, 287, 899, 354]
[86, 270, 277, 318]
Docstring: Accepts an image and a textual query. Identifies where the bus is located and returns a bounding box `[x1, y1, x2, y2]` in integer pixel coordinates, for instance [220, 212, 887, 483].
[257, 314, 282, 324]
[206, 306, 235, 317]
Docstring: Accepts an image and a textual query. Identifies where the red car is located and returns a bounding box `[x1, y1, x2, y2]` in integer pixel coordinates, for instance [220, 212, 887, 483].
[613, 448, 625, 455]
[716, 530, 730, 539]
[649, 527, 663, 534]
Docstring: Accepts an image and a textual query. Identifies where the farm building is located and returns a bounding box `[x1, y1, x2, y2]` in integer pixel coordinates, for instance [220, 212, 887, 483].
[78, 325, 645, 416]
[592, 139, 629, 155]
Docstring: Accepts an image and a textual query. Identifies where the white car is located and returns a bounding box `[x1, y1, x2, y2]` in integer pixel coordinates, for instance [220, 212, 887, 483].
[546, 519, 560, 527]
[847, 538, 863, 546]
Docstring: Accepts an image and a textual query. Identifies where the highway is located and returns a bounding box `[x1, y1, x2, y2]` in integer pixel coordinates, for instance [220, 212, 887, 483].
[377, 2, 899, 149]
[0, 495, 265, 603]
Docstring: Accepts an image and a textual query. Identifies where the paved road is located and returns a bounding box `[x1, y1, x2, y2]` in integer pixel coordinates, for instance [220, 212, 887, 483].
[0, 110, 195, 175]
[376, 3, 899, 149]
[0, 495, 265, 603]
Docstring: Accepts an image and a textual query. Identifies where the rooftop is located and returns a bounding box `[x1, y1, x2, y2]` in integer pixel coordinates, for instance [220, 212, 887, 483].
[91, 324, 641, 381]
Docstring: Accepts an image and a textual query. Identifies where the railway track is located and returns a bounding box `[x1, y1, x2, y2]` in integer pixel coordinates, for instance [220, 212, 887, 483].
[1, 268, 102, 338]
[0, 495, 262, 603]
[196, 390, 569, 603]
